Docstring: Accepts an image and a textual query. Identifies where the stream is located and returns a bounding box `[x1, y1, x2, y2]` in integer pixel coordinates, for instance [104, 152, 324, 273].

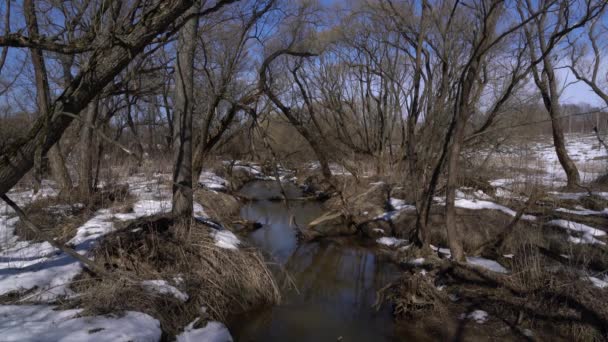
[228, 181, 409, 341]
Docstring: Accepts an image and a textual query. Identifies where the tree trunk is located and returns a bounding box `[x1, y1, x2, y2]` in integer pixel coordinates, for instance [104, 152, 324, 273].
[24, 0, 72, 194]
[78, 100, 99, 198]
[172, 2, 200, 219]
[445, 115, 467, 263]
[549, 104, 580, 187]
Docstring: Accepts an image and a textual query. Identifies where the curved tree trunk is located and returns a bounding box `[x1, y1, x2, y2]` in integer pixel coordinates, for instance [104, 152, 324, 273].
[172, 2, 200, 220]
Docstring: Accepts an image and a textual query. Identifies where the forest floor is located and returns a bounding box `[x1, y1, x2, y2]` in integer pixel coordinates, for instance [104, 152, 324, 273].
[0, 133, 606, 341]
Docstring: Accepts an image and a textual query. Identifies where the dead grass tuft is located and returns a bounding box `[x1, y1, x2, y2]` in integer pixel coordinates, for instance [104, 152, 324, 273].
[71, 216, 280, 337]
[377, 271, 448, 318]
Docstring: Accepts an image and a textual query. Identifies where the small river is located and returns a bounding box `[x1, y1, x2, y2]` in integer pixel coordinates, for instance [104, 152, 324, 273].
[228, 181, 409, 341]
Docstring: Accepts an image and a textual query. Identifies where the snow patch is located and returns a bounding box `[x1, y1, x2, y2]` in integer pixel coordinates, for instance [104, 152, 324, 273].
[199, 171, 229, 191]
[211, 230, 240, 250]
[467, 257, 509, 274]
[141, 280, 189, 302]
[460, 310, 489, 324]
[587, 275, 608, 289]
[376, 237, 407, 247]
[0, 305, 161, 342]
[176, 319, 233, 342]
[454, 198, 536, 221]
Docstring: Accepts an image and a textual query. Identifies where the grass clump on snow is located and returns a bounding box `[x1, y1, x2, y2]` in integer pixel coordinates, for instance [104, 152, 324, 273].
[71, 216, 280, 337]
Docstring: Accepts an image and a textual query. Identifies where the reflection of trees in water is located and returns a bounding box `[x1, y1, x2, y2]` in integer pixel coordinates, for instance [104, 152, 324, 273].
[284, 241, 397, 311]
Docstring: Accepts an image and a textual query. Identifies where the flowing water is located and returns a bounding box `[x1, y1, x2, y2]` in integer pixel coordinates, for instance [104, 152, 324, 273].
[229, 181, 406, 341]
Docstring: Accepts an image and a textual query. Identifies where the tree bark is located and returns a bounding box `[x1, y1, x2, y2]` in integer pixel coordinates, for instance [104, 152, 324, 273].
[0, 0, 231, 196]
[24, 0, 73, 194]
[172, 1, 200, 219]
[78, 100, 99, 198]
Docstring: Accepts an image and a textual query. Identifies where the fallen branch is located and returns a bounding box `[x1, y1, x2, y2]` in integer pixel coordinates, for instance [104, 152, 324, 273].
[1, 193, 112, 278]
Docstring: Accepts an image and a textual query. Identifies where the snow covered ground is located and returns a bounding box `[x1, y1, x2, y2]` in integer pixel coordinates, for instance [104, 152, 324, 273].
[0, 172, 236, 341]
[483, 133, 607, 188]
[0, 305, 162, 342]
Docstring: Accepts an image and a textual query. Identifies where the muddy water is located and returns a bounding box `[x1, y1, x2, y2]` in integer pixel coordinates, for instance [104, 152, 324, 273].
[230, 181, 405, 341]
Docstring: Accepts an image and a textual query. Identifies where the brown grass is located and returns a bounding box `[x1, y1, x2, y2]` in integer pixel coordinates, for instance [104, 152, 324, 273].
[71, 216, 280, 338]
[13, 184, 134, 244]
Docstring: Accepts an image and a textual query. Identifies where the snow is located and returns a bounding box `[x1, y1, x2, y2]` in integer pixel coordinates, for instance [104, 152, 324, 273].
[141, 280, 189, 302]
[193, 202, 208, 219]
[460, 310, 489, 324]
[587, 275, 608, 289]
[568, 235, 606, 246]
[0, 180, 58, 215]
[0, 305, 161, 342]
[376, 237, 407, 247]
[467, 257, 509, 274]
[0, 175, 174, 300]
[389, 198, 416, 211]
[176, 319, 233, 342]
[430, 244, 451, 256]
[547, 220, 606, 236]
[486, 134, 608, 190]
[428, 246, 510, 273]
[549, 191, 608, 201]
[199, 171, 229, 191]
[376, 198, 415, 221]
[211, 230, 240, 250]
[547, 220, 606, 241]
[454, 198, 536, 221]
[408, 258, 425, 266]
[555, 207, 608, 216]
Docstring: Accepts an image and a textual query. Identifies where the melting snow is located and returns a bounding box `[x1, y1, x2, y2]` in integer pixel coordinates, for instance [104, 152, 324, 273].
[460, 310, 489, 324]
[547, 219, 605, 235]
[587, 275, 608, 289]
[199, 171, 229, 191]
[454, 198, 536, 221]
[176, 319, 233, 342]
[467, 256, 509, 274]
[211, 230, 240, 250]
[141, 280, 189, 302]
[0, 305, 161, 342]
[376, 237, 407, 247]
[555, 207, 608, 216]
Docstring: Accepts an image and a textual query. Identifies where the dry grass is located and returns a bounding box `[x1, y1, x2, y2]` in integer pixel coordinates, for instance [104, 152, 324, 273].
[13, 184, 133, 244]
[71, 216, 280, 337]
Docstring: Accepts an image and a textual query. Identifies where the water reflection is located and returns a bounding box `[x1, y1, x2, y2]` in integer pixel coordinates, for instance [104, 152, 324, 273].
[232, 181, 402, 341]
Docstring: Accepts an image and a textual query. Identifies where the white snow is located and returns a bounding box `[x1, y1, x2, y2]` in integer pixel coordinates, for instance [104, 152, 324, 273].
[408, 258, 426, 266]
[199, 171, 229, 191]
[376, 237, 407, 247]
[568, 235, 606, 246]
[193, 202, 208, 219]
[547, 219, 606, 239]
[454, 198, 536, 221]
[211, 230, 240, 250]
[0, 305, 161, 342]
[141, 280, 189, 302]
[555, 207, 608, 216]
[460, 310, 489, 324]
[0, 175, 174, 300]
[430, 244, 452, 256]
[176, 319, 233, 342]
[467, 256, 509, 274]
[587, 275, 608, 289]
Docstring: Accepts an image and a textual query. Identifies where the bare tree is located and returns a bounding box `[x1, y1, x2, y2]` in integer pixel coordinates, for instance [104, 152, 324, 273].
[23, 0, 73, 195]
[172, 1, 201, 219]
